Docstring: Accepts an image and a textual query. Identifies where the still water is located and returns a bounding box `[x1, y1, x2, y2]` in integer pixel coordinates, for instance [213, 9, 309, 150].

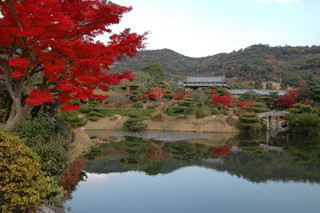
[66, 132, 320, 213]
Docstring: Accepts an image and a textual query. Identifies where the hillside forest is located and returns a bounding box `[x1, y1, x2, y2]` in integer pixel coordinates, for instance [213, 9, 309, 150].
[110, 44, 320, 89]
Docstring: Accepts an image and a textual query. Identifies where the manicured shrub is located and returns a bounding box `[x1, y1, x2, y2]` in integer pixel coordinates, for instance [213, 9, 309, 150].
[151, 111, 165, 122]
[221, 109, 229, 116]
[133, 101, 144, 108]
[239, 113, 262, 132]
[146, 105, 155, 109]
[197, 105, 211, 117]
[88, 116, 100, 121]
[167, 98, 198, 116]
[211, 108, 220, 115]
[80, 105, 91, 113]
[0, 130, 48, 212]
[122, 118, 148, 131]
[284, 113, 320, 135]
[122, 110, 148, 131]
[61, 110, 87, 128]
[247, 102, 271, 113]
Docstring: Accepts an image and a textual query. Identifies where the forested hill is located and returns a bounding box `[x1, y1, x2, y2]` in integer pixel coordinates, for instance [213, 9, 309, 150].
[110, 44, 320, 87]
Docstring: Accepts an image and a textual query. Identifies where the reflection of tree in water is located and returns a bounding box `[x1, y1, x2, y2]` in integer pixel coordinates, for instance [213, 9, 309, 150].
[82, 134, 320, 183]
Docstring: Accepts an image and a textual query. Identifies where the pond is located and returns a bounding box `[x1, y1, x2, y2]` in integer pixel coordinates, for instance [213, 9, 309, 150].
[66, 131, 320, 213]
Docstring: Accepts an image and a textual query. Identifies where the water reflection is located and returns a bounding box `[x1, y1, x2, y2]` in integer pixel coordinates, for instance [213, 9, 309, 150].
[67, 133, 320, 213]
[82, 133, 320, 183]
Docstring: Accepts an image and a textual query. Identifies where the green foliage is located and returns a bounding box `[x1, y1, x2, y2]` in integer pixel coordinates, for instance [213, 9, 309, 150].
[44, 176, 65, 208]
[189, 88, 209, 106]
[122, 118, 148, 131]
[0, 130, 48, 212]
[197, 105, 211, 117]
[221, 109, 229, 116]
[141, 62, 165, 83]
[110, 45, 320, 86]
[150, 111, 165, 122]
[80, 105, 91, 113]
[239, 113, 262, 132]
[146, 105, 155, 109]
[247, 102, 271, 113]
[122, 110, 148, 131]
[284, 113, 320, 135]
[211, 108, 220, 115]
[11, 111, 70, 176]
[101, 108, 155, 117]
[288, 104, 318, 114]
[266, 82, 273, 90]
[133, 101, 144, 108]
[167, 98, 198, 116]
[61, 110, 87, 128]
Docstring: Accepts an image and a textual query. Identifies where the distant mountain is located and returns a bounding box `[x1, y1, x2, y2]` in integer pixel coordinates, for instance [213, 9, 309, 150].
[110, 44, 320, 87]
[111, 48, 207, 78]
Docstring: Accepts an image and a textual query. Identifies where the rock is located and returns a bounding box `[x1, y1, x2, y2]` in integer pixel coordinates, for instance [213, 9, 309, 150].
[36, 205, 65, 213]
[110, 114, 122, 121]
[100, 140, 110, 145]
[80, 127, 85, 131]
[110, 137, 121, 143]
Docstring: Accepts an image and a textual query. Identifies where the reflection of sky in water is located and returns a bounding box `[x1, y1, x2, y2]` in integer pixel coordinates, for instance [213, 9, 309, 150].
[67, 166, 320, 213]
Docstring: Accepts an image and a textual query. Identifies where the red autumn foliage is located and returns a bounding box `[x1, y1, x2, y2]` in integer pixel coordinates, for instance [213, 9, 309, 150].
[58, 160, 85, 198]
[171, 91, 190, 100]
[148, 87, 167, 101]
[211, 93, 233, 106]
[0, 0, 146, 126]
[236, 100, 257, 109]
[25, 88, 54, 106]
[210, 146, 231, 157]
[276, 88, 302, 109]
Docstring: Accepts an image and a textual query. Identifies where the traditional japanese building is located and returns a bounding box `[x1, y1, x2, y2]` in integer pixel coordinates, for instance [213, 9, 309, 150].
[227, 89, 287, 96]
[179, 75, 229, 90]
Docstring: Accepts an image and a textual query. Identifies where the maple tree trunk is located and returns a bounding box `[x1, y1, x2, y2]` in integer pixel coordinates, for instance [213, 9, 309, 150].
[5, 97, 25, 129]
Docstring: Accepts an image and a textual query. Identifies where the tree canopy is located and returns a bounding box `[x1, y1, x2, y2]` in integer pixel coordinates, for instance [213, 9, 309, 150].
[141, 62, 165, 83]
[0, 0, 146, 127]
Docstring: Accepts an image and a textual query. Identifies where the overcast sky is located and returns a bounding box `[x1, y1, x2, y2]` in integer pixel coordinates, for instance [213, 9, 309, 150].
[98, 0, 320, 58]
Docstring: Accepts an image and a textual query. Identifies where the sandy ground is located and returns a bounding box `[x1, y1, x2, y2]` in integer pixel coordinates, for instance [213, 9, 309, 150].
[72, 115, 240, 158]
[70, 128, 100, 160]
[84, 114, 240, 133]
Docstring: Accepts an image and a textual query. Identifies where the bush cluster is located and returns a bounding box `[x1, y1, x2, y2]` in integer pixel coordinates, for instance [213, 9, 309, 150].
[12, 111, 70, 176]
[122, 111, 148, 131]
[239, 113, 262, 132]
[0, 130, 48, 212]
[61, 110, 87, 128]
[151, 111, 165, 122]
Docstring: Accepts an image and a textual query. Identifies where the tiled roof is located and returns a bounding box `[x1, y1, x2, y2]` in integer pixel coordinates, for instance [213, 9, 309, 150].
[227, 89, 287, 96]
[185, 76, 226, 83]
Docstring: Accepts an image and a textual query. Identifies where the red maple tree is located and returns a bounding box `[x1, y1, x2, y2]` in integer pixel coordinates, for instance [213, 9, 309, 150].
[276, 88, 301, 109]
[171, 91, 190, 100]
[211, 93, 233, 106]
[236, 100, 257, 110]
[148, 87, 167, 102]
[0, 0, 146, 127]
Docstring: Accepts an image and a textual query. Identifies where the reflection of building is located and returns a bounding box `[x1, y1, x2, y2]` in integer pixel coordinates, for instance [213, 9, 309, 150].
[178, 75, 229, 90]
